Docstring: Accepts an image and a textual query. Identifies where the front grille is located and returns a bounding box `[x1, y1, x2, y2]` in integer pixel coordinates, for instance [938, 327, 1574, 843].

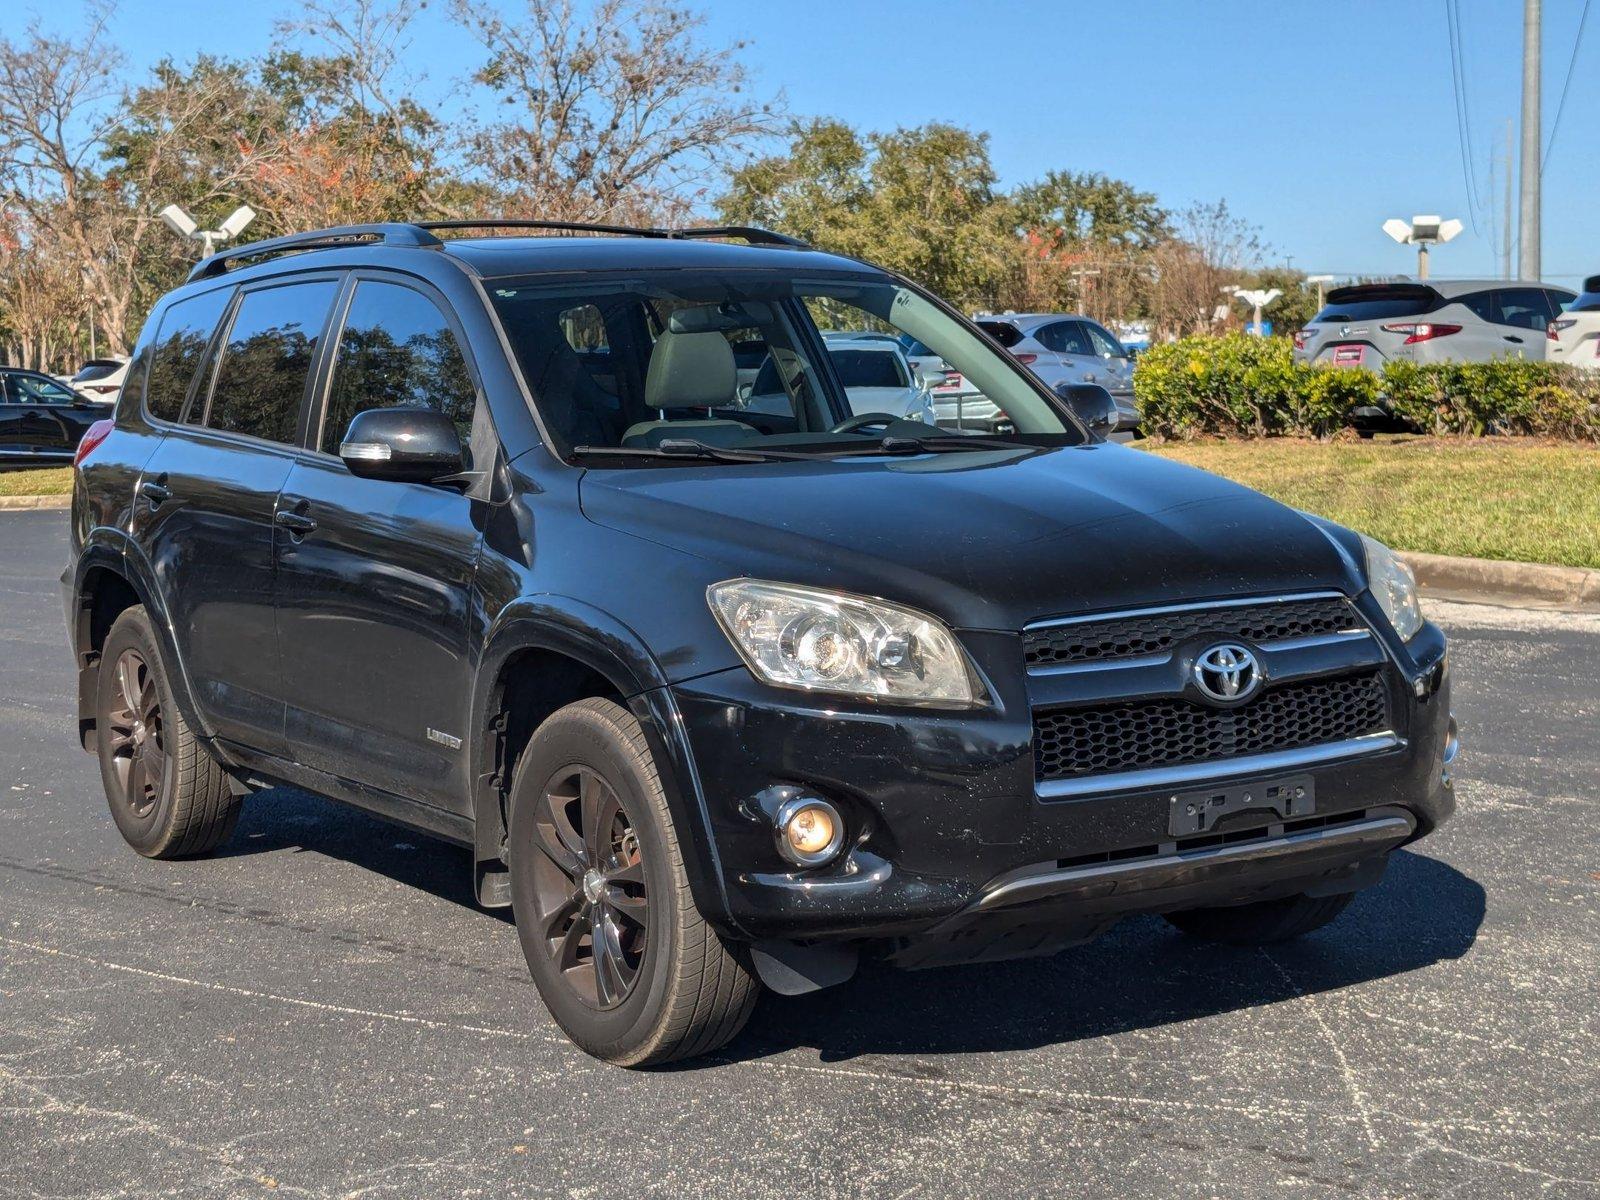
[1024, 596, 1358, 669]
[1033, 670, 1389, 782]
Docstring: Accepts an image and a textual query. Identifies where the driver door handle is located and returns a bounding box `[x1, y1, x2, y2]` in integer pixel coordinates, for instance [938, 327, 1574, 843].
[275, 509, 318, 536]
[139, 479, 172, 507]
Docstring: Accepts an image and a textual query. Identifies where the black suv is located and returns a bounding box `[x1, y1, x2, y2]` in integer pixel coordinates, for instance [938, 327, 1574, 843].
[63, 221, 1457, 1065]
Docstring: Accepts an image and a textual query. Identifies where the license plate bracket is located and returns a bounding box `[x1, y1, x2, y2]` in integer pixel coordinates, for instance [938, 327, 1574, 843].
[1168, 775, 1315, 837]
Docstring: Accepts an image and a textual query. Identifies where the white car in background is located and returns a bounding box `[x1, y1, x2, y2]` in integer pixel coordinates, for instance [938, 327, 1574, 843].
[1548, 275, 1600, 370]
[746, 338, 936, 425]
[67, 356, 130, 402]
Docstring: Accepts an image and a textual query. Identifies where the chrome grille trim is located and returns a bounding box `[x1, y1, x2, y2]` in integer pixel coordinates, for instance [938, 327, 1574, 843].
[1035, 732, 1403, 800]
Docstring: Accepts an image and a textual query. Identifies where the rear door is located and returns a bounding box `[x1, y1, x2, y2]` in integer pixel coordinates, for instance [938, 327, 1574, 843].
[135, 275, 340, 755]
[272, 273, 488, 813]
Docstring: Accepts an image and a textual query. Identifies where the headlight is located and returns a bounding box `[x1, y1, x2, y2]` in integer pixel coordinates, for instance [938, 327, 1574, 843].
[1361, 534, 1423, 640]
[708, 579, 982, 706]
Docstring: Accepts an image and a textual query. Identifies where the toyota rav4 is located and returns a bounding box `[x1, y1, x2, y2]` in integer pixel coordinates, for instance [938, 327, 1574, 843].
[63, 220, 1457, 1065]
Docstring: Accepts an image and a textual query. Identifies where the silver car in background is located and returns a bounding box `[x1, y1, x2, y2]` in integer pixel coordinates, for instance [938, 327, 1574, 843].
[973, 313, 1139, 433]
[1292, 280, 1576, 369]
[747, 338, 936, 425]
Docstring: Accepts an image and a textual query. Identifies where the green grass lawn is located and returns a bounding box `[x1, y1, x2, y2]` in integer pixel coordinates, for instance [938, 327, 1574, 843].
[1145, 437, 1600, 569]
[0, 466, 73, 497]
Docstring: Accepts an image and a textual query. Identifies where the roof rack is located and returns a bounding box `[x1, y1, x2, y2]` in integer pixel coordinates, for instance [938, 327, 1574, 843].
[186, 218, 809, 282]
[417, 219, 807, 248]
[188, 223, 442, 282]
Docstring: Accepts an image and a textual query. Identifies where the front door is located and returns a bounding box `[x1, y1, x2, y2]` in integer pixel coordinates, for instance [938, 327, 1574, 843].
[136, 276, 340, 755]
[273, 275, 487, 813]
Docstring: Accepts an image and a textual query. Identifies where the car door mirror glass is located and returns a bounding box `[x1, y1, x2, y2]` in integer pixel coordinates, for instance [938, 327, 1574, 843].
[1057, 382, 1117, 438]
[339, 406, 465, 483]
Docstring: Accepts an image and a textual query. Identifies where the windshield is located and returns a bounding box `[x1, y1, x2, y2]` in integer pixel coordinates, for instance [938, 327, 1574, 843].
[488, 271, 1077, 462]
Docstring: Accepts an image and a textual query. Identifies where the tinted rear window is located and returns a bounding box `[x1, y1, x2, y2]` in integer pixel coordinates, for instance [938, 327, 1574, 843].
[72, 360, 124, 383]
[1314, 286, 1440, 324]
[977, 321, 1024, 348]
[205, 281, 337, 444]
[146, 289, 231, 422]
[828, 348, 903, 388]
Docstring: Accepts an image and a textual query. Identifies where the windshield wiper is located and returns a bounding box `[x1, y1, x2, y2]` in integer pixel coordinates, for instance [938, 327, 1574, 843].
[876, 434, 1045, 454]
[571, 439, 834, 464]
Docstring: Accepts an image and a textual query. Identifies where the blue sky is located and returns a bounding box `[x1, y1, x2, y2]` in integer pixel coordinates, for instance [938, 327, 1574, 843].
[62, 0, 1600, 284]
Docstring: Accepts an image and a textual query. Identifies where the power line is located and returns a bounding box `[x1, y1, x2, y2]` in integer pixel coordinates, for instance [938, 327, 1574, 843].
[1543, 0, 1592, 171]
[1444, 0, 1484, 233]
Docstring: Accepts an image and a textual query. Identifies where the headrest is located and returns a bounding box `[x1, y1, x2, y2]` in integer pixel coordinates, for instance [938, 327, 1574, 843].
[645, 331, 737, 410]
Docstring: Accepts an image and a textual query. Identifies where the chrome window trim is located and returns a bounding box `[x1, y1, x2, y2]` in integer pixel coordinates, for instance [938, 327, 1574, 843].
[1035, 731, 1403, 800]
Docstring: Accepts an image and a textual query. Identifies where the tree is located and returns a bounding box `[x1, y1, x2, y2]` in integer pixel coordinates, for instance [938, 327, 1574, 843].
[1148, 199, 1268, 338]
[719, 120, 1016, 307]
[452, 0, 782, 223]
[1011, 170, 1169, 253]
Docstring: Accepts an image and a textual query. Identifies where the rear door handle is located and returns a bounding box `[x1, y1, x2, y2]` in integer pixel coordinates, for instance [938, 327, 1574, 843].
[139, 479, 172, 506]
[1504, 335, 1524, 343]
[274, 509, 318, 536]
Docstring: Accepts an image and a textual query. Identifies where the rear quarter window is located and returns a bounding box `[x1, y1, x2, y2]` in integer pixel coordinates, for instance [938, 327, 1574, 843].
[145, 289, 232, 422]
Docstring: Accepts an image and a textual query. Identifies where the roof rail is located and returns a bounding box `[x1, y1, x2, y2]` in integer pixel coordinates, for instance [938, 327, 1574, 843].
[188, 223, 441, 282]
[665, 225, 808, 248]
[418, 218, 808, 249]
[417, 218, 674, 240]
[185, 218, 811, 282]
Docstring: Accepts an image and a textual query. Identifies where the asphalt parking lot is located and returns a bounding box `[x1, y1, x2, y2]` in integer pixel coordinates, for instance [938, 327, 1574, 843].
[1, 507, 1596, 1199]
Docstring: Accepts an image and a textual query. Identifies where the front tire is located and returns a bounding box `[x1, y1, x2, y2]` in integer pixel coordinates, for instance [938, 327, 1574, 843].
[1165, 892, 1353, 945]
[508, 697, 758, 1066]
[94, 606, 241, 858]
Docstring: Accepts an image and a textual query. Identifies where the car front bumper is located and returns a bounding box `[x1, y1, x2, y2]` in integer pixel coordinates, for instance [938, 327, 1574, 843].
[669, 622, 1454, 948]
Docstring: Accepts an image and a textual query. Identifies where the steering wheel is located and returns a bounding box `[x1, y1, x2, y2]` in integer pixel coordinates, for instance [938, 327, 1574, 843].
[829, 412, 901, 435]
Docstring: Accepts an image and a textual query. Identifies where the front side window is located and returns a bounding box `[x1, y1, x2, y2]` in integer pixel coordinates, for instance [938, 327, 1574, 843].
[5, 373, 77, 404]
[322, 281, 476, 454]
[489, 272, 1077, 461]
[205, 281, 337, 444]
[146, 288, 232, 422]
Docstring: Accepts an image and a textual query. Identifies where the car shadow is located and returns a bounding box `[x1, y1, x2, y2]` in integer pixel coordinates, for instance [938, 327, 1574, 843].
[216, 789, 1484, 1063]
[217, 785, 514, 925]
[715, 849, 1485, 1065]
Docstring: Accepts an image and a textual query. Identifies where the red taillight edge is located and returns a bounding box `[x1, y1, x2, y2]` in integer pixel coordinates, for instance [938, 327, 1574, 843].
[1381, 322, 1462, 344]
[1012, 352, 1038, 365]
[74, 419, 114, 467]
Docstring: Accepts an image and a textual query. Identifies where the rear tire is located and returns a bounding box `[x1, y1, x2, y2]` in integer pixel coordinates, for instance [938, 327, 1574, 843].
[508, 697, 758, 1066]
[1164, 892, 1352, 945]
[94, 606, 241, 858]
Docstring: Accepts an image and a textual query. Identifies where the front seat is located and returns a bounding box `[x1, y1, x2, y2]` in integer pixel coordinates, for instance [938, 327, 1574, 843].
[621, 331, 752, 449]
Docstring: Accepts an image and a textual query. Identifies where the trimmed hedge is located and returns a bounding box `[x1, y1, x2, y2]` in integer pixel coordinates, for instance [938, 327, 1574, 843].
[1133, 333, 1600, 440]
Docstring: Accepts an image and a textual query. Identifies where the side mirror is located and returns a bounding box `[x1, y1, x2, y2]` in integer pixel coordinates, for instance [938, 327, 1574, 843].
[1057, 382, 1117, 439]
[339, 407, 465, 483]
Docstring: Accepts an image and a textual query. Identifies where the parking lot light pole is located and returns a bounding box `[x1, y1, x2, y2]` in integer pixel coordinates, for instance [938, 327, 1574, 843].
[1382, 216, 1462, 280]
[159, 204, 257, 259]
[1231, 288, 1282, 337]
[1306, 274, 1334, 310]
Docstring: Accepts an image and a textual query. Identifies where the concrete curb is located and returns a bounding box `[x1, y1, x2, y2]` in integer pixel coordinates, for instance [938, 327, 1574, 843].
[0, 495, 70, 511]
[1402, 550, 1600, 613]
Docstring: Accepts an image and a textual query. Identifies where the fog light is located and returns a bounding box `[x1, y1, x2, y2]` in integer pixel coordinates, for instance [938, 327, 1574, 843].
[774, 796, 845, 868]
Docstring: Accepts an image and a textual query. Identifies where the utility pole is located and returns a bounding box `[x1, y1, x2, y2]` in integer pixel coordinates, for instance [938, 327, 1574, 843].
[1503, 118, 1515, 280]
[1518, 0, 1541, 280]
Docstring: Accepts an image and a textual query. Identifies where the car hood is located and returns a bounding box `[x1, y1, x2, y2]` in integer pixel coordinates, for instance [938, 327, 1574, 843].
[577, 442, 1365, 631]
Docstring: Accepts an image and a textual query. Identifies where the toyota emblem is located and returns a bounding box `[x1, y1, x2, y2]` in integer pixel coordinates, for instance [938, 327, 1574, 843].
[1193, 643, 1261, 703]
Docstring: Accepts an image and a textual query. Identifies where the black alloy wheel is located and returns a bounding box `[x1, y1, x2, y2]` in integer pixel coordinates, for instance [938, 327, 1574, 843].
[528, 766, 650, 1009]
[103, 648, 167, 818]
